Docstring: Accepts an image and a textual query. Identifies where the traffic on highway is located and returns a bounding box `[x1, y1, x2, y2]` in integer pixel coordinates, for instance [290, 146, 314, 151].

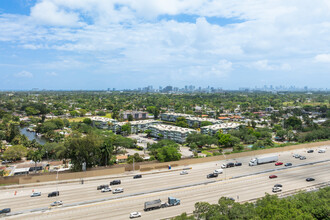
[0, 147, 329, 220]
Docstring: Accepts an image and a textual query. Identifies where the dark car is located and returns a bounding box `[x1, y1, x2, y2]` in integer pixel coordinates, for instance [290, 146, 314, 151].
[306, 178, 315, 182]
[0, 208, 11, 214]
[226, 162, 235, 168]
[307, 150, 314, 153]
[48, 191, 59, 197]
[133, 174, 142, 179]
[274, 184, 283, 188]
[235, 162, 242, 166]
[207, 173, 218, 178]
[110, 180, 121, 185]
[97, 185, 109, 190]
[269, 175, 278, 179]
[285, 163, 292, 167]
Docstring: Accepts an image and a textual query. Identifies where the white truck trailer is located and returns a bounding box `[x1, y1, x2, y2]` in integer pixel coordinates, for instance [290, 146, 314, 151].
[249, 155, 278, 166]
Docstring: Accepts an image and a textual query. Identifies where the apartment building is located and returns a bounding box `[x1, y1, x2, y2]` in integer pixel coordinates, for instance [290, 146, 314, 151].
[111, 120, 161, 134]
[149, 124, 196, 143]
[122, 111, 148, 120]
[186, 116, 221, 127]
[200, 123, 240, 135]
[90, 116, 118, 129]
[160, 112, 192, 122]
[160, 112, 221, 128]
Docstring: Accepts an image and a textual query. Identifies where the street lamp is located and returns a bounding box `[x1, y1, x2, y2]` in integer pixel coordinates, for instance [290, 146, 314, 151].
[56, 169, 59, 192]
[222, 152, 227, 180]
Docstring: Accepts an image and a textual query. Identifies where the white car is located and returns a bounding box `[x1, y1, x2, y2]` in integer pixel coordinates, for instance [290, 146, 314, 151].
[213, 169, 223, 174]
[130, 212, 141, 218]
[50, 201, 63, 206]
[112, 188, 124, 194]
[221, 163, 227, 169]
[101, 187, 112, 193]
[31, 192, 41, 197]
[272, 187, 282, 193]
[318, 149, 326, 153]
[180, 170, 188, 175]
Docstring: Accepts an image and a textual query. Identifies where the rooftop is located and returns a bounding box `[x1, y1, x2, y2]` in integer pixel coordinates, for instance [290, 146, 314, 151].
[201, 123, 240, 130]
[150, 124, 196, 133]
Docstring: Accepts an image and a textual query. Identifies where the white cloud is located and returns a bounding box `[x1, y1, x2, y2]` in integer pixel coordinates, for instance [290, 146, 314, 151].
[15, 71, 33, 78]
[314, 54, 330, 63]
[0, 0, 330, 86]
[30, 1, 81, 26]
[252, 60, 275, 71]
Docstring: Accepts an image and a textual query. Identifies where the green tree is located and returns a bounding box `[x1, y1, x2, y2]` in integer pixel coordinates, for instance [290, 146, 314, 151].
[285, 116, 302, 130]
[144, 129, 152, 137]
[155, 146, 181, 162]
[65, 134, 102, 171]
[121, 123, 131, 136]
[83, 118, 92, 125]
[218, 133, 240, 148]
[200, 121, 213, 127]
[176, 117, 188, 128]
[27, 149, 43, 173]
[127, 114, 134, 121]
[127, 153, 144, 164]
[3, 145, 27, 161]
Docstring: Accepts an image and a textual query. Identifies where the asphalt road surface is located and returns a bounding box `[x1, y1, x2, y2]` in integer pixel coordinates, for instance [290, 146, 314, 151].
[1, 146, 329, 220]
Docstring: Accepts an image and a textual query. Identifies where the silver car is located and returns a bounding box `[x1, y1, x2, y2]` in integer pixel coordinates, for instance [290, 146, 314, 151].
[101, 187, 112, 193]
[112, 188, 124, 194]
[31, 192, 41, 197]
[50, 201, 63, 206]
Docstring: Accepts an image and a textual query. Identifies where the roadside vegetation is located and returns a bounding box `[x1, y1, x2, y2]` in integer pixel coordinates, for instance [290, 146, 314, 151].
[172, 187, 330, 220]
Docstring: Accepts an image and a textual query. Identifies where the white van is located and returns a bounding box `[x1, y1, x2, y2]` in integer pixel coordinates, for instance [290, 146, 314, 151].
[318, 149, 326, 153]
[213, 169, 223, 174]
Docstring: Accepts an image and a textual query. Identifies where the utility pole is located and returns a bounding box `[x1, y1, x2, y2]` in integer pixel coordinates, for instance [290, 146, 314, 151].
[56, 169, 59, 192]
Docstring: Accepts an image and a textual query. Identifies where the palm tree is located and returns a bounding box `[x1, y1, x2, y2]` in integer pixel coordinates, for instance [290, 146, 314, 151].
[101, 139, 113, 166]
[29, 150, 43, 173]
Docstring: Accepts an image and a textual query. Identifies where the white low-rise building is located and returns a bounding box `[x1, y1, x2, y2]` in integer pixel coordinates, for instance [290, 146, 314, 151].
[111, 120, 161, 134]
[91, 116, 118, 129]
[201, 123, 240, 135]
[161, 112, 221, 128]
[160, 112, 192, 122]
[149, 124, 196, 143]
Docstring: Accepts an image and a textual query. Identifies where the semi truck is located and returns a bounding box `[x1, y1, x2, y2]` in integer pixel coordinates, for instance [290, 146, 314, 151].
[144, 197, 180, 211]
[249, 155, 278, 166]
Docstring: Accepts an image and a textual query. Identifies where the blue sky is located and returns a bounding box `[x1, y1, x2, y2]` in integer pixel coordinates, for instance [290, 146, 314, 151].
[0, 0, 330, 90]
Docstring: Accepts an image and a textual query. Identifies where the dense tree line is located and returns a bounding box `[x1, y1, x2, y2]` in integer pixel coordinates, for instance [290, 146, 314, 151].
[173, 187, 330, 220]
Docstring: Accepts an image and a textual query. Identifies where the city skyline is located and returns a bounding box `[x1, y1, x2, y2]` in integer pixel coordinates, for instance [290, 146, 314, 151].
[1, 1, 330, 90]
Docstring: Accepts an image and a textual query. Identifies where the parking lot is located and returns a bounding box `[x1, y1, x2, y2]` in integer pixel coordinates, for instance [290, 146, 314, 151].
[128, 134, 158, 149]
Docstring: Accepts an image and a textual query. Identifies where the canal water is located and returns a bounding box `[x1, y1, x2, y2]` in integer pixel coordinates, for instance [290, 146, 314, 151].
[19, 127, 47, 145]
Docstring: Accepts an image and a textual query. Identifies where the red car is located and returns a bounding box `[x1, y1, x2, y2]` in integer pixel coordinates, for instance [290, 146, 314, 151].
[269, 175, 278, 179]
[275, 162, 283, 166]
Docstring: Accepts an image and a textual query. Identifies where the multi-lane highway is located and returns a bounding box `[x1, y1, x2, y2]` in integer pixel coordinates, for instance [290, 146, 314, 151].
[1, 146, 329, 220]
